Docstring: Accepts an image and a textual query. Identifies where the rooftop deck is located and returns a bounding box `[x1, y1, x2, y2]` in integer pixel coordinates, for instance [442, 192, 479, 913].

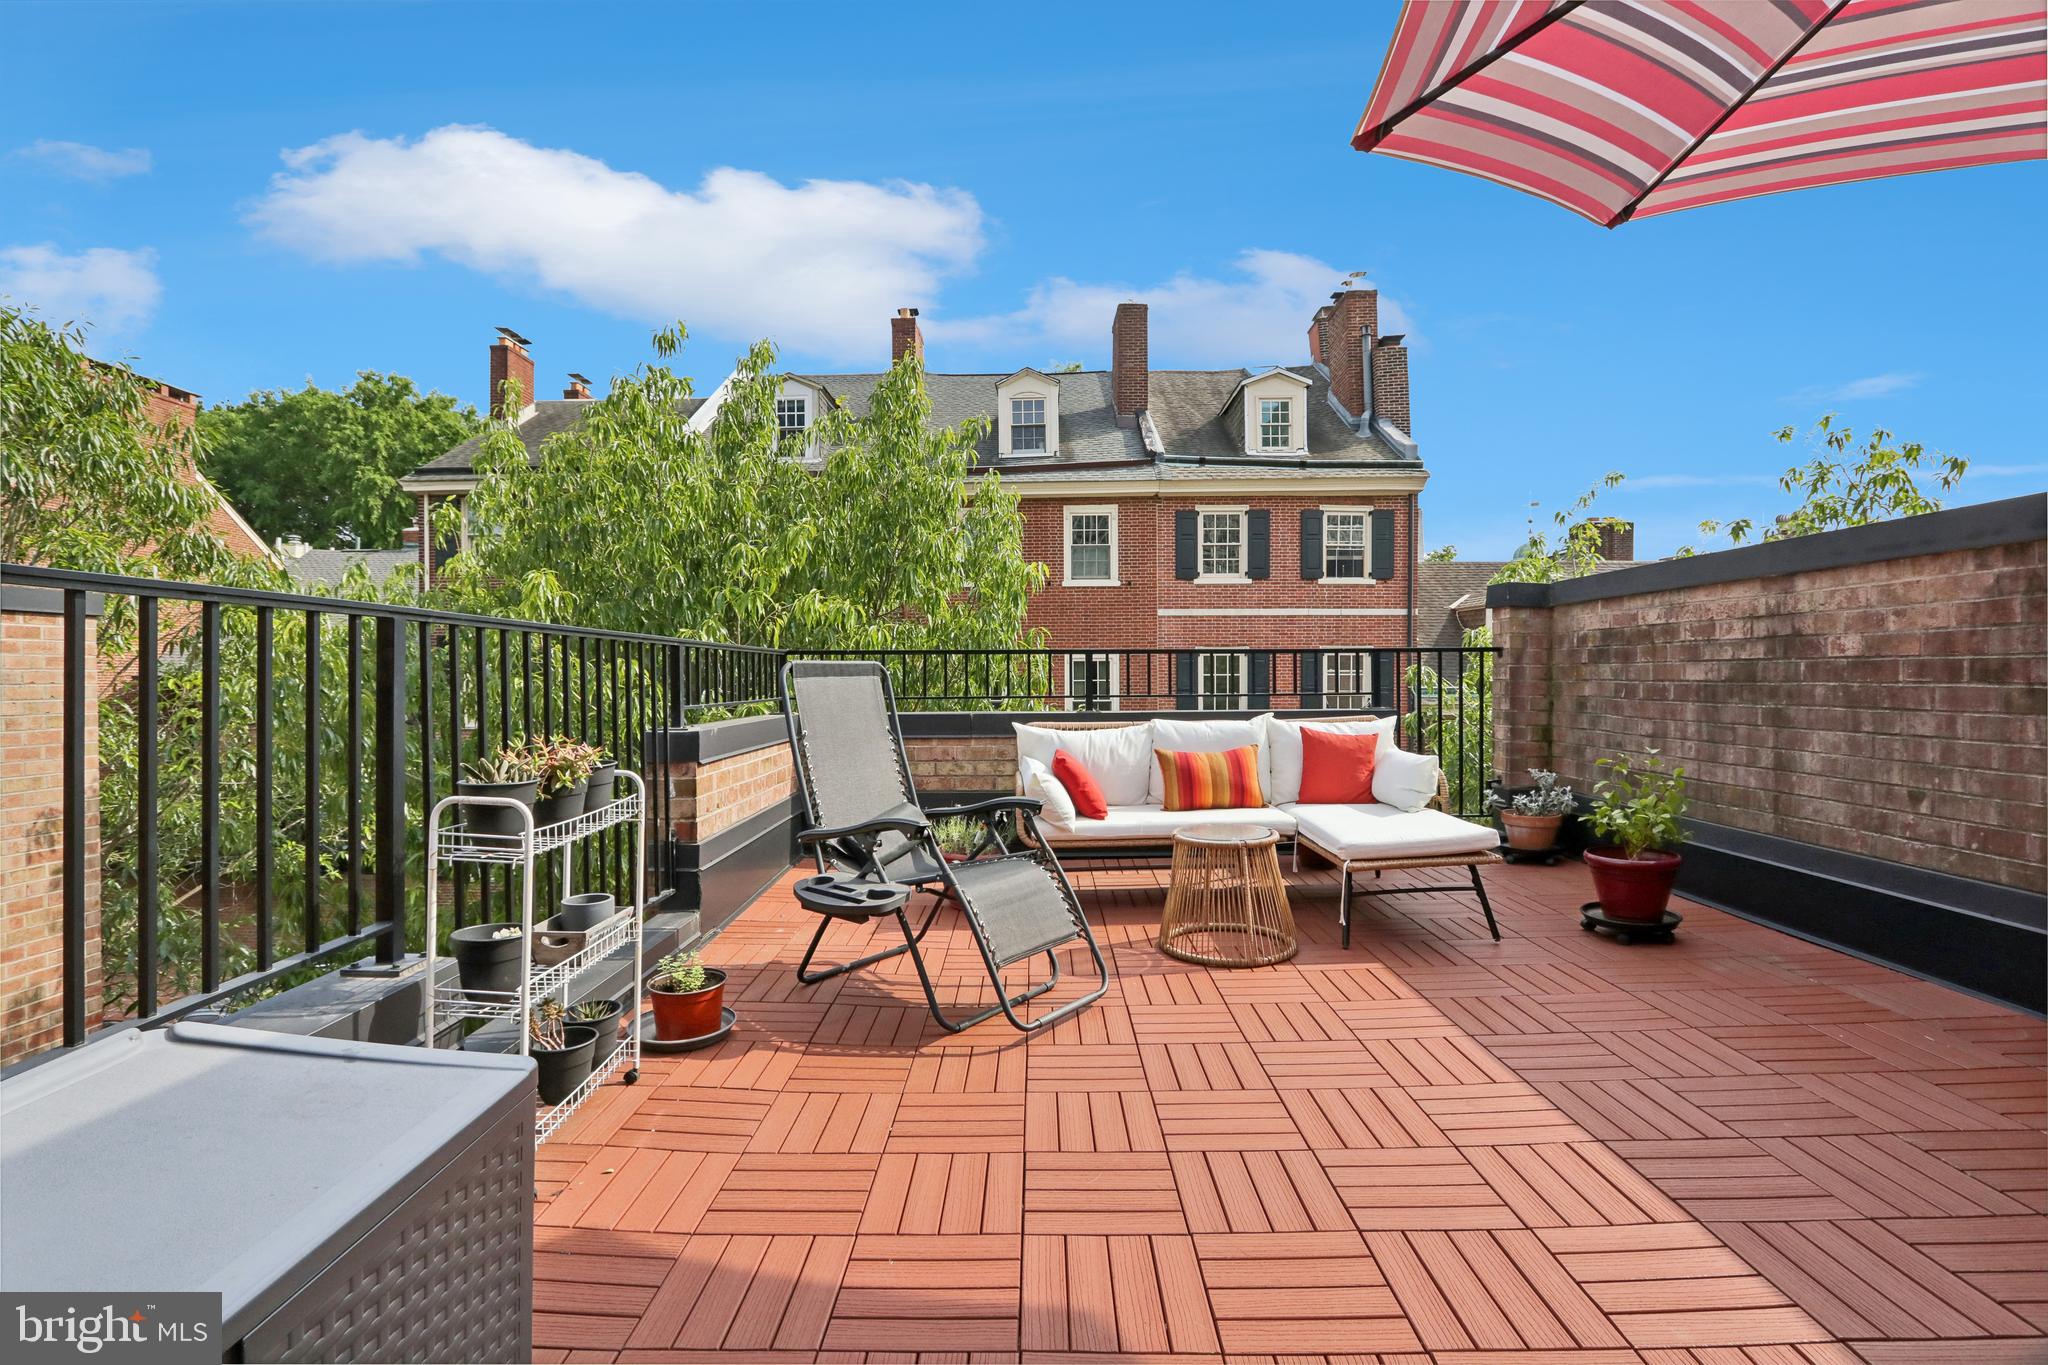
[536, 859, 2046, 1364]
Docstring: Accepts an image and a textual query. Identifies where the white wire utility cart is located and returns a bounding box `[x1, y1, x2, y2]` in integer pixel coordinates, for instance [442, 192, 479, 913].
[425, 770, 645, 1144]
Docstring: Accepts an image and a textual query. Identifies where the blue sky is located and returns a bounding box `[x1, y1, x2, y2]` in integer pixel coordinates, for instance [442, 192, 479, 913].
[5, 0, 2043, 559]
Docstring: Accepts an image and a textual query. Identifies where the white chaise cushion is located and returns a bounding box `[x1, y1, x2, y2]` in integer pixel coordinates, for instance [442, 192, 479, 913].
[1020, 757, 1076, 826]
[1372, 746, 1441, 813]
[1146, 715, 1268, 805]
[1285, 803, 1499, 861]
[1041, 804, 1297, 842]
[1013, 721, 1153, 807]
[1257, 714, 1396, 805]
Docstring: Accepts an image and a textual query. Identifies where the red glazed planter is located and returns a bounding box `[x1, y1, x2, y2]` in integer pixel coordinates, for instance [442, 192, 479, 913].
[650, 968, 727, 1041]
[1584, 848, 1682, 921]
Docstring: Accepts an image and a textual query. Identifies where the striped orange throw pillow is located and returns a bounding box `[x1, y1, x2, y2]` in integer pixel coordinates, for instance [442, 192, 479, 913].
[1156, 745, 1265, 812]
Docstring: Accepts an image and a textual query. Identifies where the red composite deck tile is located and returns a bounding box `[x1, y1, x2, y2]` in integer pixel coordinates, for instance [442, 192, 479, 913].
[533, 860, 2047, 1363]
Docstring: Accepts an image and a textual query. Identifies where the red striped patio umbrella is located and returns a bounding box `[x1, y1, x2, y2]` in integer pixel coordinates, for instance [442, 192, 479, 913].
[1353, 0, 2046, 226]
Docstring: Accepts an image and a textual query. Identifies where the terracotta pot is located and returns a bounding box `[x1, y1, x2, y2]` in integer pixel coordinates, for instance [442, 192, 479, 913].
[1584, 848, 1682, 922]
[650, 967, 727, 1041]
[1499, 812, 1563, 851]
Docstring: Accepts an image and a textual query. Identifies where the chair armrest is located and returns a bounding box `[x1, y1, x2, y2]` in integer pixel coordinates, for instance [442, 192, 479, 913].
[795, 815, 931, 848]
[927, 795, 1044, 820]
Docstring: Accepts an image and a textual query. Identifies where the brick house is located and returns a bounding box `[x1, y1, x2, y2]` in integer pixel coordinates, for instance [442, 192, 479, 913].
[403, 289, 1429, 708]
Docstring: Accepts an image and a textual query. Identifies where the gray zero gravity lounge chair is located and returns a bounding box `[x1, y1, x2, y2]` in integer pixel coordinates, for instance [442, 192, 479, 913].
[780, 659, 1112, 1033]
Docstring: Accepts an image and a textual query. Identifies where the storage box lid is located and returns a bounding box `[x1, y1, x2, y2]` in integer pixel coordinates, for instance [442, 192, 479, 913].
[0, 1023, 533, 1336]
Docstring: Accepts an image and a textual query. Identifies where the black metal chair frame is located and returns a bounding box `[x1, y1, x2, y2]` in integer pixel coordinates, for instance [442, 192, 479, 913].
[780, 660, 1111, 1034]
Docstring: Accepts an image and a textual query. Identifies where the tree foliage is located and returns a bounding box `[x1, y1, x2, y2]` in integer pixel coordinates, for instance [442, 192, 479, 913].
[1692, 415, 1966, 548]
[437, 323, 1047, 650]
[1402, 625, 1494, 820]
[1488, 473, 1627, 584]
[1423, 544, 1460, 563]
[200, 371, 480, 550]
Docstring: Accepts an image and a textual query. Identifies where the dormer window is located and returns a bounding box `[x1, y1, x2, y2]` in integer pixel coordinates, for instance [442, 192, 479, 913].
[1011, 397, 1047, 453]
[776, 396, 808, 435]
[1258, 398, 1292, 449]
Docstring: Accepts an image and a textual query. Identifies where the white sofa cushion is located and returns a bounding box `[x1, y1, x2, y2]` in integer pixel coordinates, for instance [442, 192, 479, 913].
[1257, 714, 1396, 805]
[1039, 804, 1296, 841]
[1372, 746, 1441, 813]
[1020, 756, 1076, 826]
[1013, 721, 1153, 807]
[1147, 715, 1268, 805]
[1285, 802, 1499, 861]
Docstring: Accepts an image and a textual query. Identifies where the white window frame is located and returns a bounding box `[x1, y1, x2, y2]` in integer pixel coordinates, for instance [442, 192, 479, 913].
[1011, 396, 1048, 454]
[1321, 507, 1373, 583]
[1258, 397, 1292, 450]
[996, 371, 1060, 457]
[1197, 651, 1248, 711]
[1065, 652, 1120, 712]
[1323, 650, 1370, 708]
[1196, 505, 1248, 583]
[1062, 505, 1119, 586]
[775, 395, 808, 435]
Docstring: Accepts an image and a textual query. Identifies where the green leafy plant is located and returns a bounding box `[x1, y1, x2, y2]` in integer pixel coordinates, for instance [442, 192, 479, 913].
[1691, 416, 1967, 549]
[929, 816, 982, 858]
[1487, 769, 1577, 817]
[652, 950, 707, 993]
[1423, 544, 1460, 563]
[527, 735, 601, 795]
[465, 742, 542, 785]
[1584, 749, 1689, 860]
[1401, 626, 1494, 819]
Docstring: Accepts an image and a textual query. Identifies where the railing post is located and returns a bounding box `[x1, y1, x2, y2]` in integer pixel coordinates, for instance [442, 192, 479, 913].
[61, 589, 87, 1047]
[373, 616, 409, 964]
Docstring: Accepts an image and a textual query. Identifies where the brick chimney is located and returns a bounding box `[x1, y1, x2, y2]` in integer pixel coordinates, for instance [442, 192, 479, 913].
[1307, 303, 1333, 368]
[1577, 518, 1635, 561]
[1323, 289, 1378, 421]
[563, 372, 593, 400]
[1370, 333, 1411, 435]
[1112, 301, 1148, 424]
[489, 327, 534, 420]
[891, 307, 924, 364]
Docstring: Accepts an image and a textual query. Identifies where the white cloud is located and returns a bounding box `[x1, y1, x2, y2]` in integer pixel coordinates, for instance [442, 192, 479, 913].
[1787, 371, 1923, 404]
[246, 124, 985, 360]
[933, 250, 1415, 367]
[0, 244, 161, 333]
[16, 140, 152, 181]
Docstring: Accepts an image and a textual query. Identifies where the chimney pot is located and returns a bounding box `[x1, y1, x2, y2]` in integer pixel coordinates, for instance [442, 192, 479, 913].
[563, 372, 593, 400]
[891, 307, 925, 364]
[1112, 302, 1149, 423]
[489, 328, 536, 420]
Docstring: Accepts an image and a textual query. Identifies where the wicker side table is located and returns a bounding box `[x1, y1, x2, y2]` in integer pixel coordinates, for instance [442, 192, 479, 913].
[1159, 823, 1297, 968]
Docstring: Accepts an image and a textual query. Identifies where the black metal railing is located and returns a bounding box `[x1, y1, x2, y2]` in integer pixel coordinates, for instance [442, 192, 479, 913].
[1, 563, 777, 1057]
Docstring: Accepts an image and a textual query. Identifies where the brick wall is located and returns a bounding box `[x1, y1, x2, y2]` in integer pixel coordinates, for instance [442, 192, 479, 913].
[1492, 517, 2047, 893]
[905, 736, 1017, 794]
[1, 604, 101, 1066]
[659, 739, 795, 845]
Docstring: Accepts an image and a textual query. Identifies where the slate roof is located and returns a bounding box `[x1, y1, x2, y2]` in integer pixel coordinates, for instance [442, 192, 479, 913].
[282, 548, 417, 592]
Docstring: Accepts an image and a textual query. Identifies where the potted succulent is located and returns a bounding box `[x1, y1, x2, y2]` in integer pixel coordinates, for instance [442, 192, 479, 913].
[571, 996, 627, 1063]
[1487, 769, 1577, 851]
[530, 735, 601, 828]
[449, 922, 525, 999]
[648, 950, 726, 1042]
[456, 743, 542, 836]
[584, 749, 620, 814]
[527, 999, 598, 1104]
[1583, 749, 1690, 922]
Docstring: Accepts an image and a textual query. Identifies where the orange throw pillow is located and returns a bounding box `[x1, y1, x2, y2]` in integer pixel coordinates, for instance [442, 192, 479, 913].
[1298, 728, 1379, 804]
[1052, 749, 1108, 820]
[1157, 745, 1265, 812]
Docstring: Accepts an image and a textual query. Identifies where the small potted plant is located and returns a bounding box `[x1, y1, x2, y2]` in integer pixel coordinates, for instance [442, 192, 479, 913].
[571, 996, 627, 1064]
[527, 999, 599, 1104]
[456, 743, 541, 836]
[449, 922, 525, 999]
[530, 735, 600, 828]
[648, 950, 726, 1042]
[585, 749, 620, 814]
[1487, 769, 1577, 851]
[1583, 749, 1690, 922]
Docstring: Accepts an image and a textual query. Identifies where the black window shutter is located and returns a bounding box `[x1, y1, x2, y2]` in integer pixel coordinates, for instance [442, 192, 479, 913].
[1175, 652, 1196, 709]
[1371, 650, 1398, 709]
[1299, 650, 1322, 709]
[1370, 510, 1396, 581]
[1299, 509, 1323, 580]
[1246, 510, 1270, 580]
[1248, 651, 1271, 710]
[1174, 509, 1198, 580]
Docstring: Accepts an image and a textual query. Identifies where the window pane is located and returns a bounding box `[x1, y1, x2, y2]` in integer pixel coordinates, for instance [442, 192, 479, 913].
[1258, 398, 1290, 449]
[776, 397, 806, 431]
[1012, 397, 1047, 452]
[1068, 654, 1113, 711]
[1069, 513, 1111, 580]
[1325, 650, 1367, 708]
[1199, 653, 1243, 710]
[1200, 512, 1243, 576]
[1325, 511, 1368, 578]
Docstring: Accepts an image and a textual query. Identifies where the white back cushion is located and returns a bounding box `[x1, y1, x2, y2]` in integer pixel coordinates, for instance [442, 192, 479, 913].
[1012, 721, 1154, 807]
[1020, 756, 1076, 827]
[1372, 745, 1440, 812]
[1146, 715, 1267, 805]
[1257, 714, 1397, 805]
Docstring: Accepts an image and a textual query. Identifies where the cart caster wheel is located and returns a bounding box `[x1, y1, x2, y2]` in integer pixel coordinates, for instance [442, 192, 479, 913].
[624, 1068, 640, 1084]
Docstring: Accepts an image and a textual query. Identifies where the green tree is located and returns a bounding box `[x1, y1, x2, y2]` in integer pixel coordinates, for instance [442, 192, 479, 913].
[1402, 625, 1494, 819]
[437, 324, 1047, 651]
[200, 372, 481, 549]
[1693, 415, 1966, 547]
[1489, 473, 1627, 584]
[1423, 544, 1459, 562]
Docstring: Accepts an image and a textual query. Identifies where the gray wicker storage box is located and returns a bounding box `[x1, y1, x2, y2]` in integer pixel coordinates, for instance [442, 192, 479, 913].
[0, 1022, 534, 1363]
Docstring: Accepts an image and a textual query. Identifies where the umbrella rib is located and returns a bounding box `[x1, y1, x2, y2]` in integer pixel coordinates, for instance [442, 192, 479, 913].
[1608, 0, 1854, 226]
[1353, 0, 1587, 150]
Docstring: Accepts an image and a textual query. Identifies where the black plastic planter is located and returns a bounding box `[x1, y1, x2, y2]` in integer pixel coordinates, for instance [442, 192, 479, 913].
[555, 893, 615, 932]
[449, 923, 525, 1000]
[584, 762, 620, 813]
[531, 1025, 598, 1104]
[455, 779, 538, 836]
[572, 999, 627, 1063]
[532, 778, 589, 829]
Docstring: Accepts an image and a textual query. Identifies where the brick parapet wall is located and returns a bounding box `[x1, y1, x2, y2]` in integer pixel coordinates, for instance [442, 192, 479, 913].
[1, 607, 102, 1066]
[1492, 532, 2046, 892]
[659, 739, 796, 845]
